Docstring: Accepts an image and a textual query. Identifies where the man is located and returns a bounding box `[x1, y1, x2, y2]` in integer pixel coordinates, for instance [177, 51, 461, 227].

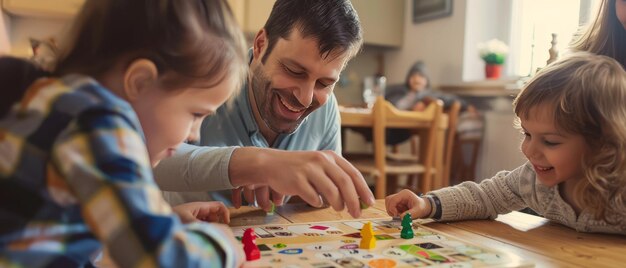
[155, 0, 374, 218]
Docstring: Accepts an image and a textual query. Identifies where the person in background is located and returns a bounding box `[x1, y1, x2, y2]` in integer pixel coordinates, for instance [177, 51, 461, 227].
[572, 0, 626, 67]
[386, 61, 476, 114]
[0, 0, 248, 266]
[363, 61, 480, 146]
[155, 0, 375, 217]
[385, 52, 626, 235]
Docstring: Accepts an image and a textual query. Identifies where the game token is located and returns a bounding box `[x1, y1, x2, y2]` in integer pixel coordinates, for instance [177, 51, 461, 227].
[273, 243, 287, 248]
[267, 202, 276, 216]
[242, 228, 260, 261]
[400, 213, 414, 239]
[359, 199, 369, 209]
[359, 222, 376, 249]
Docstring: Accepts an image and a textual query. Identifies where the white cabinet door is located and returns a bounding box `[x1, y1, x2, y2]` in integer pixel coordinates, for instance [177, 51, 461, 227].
[2, 0, 84, 18]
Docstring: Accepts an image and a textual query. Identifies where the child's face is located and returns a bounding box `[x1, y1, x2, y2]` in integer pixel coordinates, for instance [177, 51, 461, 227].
[617, 0, 626, 30]
[408, 73, 427, 92]
[519, 104, 590, 187]
[133, 77, 234, 167]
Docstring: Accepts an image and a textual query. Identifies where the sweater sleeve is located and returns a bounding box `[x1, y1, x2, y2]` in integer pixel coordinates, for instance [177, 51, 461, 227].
[53, 108, 238, 267]
[153, 143, 237, 191]
[429, 164, 530, 221]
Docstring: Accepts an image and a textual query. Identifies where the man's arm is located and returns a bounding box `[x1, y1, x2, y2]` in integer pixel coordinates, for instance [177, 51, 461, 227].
[154, 143, 236, 191]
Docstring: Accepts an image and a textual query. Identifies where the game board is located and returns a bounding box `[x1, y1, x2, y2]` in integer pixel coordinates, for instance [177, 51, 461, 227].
[232, 219, 533, 268]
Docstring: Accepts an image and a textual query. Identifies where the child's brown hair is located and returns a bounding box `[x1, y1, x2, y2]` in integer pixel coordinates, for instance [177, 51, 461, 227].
[514, 52, 626, 224]
[55, 0, 247, 91]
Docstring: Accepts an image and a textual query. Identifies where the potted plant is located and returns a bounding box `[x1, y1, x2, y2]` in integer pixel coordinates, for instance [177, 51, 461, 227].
[478, 39, 509, 79]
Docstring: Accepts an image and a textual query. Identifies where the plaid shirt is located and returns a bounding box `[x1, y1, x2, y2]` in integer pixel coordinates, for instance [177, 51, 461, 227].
[0, 75, 237, 267]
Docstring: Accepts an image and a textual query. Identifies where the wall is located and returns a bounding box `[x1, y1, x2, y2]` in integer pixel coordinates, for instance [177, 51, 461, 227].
[384, 0, 467, 87]
[462, 0, 513, 82]
[8, 16, 69, 57]
[334, 47, 387, 106]
[0, 10, 10, 54]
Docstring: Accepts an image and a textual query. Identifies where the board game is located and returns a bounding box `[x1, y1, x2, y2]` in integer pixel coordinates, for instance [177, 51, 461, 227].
[232, 218, 533, 268]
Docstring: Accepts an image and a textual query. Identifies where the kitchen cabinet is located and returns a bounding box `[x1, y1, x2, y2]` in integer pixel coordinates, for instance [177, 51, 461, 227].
[351, 0, 404, 47]
[239, 0, 404, 47]
[2, 0, 84, 18]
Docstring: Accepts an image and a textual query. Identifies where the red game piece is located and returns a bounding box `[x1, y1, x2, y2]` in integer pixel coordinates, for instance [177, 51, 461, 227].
[242, 228, 260, 261]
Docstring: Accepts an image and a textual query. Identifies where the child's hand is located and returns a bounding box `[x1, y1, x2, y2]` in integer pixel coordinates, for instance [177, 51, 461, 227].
[173, 201, 230, 224]
[385, 189, 432, 219]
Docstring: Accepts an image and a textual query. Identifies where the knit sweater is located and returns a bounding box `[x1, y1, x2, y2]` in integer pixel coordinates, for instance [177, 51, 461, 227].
[430, 162, 626, 234]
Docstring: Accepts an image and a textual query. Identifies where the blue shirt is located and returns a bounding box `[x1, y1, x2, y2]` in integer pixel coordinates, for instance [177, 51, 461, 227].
[200, 80, 342, 152]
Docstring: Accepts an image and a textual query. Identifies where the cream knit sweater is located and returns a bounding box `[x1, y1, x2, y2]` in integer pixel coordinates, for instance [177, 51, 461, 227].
[430, 162, 626, 234]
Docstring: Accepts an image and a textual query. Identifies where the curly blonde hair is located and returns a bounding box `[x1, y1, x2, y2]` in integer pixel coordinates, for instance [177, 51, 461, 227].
[513, 52, 626, 224]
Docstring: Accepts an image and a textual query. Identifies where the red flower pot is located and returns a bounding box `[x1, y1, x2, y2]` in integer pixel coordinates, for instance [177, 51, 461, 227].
[485, 64, 502, 79]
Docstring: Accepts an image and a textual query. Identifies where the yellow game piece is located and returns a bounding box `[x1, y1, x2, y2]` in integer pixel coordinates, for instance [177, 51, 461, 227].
[360, 222, 376, 249]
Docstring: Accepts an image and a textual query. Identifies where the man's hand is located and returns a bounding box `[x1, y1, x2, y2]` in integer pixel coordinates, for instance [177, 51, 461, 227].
[173, 201, 230, 224]
[231, 185, 285, 212]
[229, 148, 375, 218]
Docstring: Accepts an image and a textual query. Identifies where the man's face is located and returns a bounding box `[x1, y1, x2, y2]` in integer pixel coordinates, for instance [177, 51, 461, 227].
[249, 29, 350, 134]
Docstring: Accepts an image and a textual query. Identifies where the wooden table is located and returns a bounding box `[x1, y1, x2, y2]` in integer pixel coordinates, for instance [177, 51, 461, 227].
[230, 200, 626, 268]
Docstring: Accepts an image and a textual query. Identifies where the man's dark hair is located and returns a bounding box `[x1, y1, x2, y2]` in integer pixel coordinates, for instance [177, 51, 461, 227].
[262, 0, 363, 63]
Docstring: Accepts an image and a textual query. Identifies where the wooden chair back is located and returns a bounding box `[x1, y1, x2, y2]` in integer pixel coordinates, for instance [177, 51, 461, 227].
[350, 96, 443, 198]
[441, 101, 462, 185]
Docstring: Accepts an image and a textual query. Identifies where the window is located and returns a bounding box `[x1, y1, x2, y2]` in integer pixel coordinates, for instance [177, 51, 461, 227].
[509, 0, 601, 77]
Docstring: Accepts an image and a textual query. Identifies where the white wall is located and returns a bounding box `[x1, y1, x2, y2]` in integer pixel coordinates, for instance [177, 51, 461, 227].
[0, 10, 11, 54]
[384, 0, 468, 87]
[462, 0, 513, 82]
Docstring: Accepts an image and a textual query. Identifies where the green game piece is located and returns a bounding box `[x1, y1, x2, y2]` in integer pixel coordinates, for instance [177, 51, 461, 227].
[400, 213, 414, 239]
[273, 243, 287, 248]
[359, 199, 369, 209]
[267, 202, 275, 215]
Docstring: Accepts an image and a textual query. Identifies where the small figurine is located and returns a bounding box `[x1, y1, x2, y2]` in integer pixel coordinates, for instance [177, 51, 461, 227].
[400, 213, 414, 239]
[242, 228, 260, 261]
[360, 222, 376, 249]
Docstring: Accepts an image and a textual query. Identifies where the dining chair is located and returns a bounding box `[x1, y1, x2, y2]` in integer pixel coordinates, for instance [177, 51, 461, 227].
[345, 96, 443, 198]
[388, 100, 460, 193]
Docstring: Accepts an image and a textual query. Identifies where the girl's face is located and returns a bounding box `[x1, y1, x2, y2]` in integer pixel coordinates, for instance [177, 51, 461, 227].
[408, 73, 428, 92]
[519, 104, 590, 187]
[616, 0, 626, 30]
[133, 76, 235, 167]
